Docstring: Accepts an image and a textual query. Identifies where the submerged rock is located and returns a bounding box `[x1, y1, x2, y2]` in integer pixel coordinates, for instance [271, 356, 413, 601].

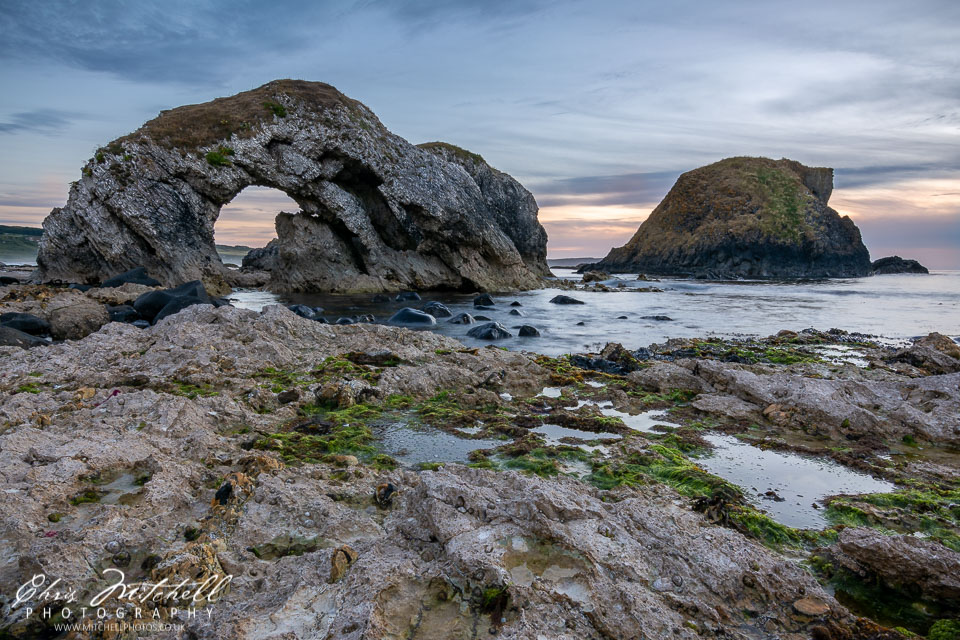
[388, 307, 436, 326]
[582, 157, 872, 279]
[467, 321, 512, 340]
[35, 80, 549, 294]
[518, 325, 541, 337]
[448, 312, 475, 325]
[422, 301, 452, 317]
[550, 294, 585, 305]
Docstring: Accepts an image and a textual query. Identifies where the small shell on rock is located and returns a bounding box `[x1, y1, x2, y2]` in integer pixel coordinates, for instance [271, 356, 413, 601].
[105, 540, 122, 554]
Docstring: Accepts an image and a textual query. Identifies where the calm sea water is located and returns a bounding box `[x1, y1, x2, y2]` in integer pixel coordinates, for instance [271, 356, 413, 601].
[229, 270, 960, 356]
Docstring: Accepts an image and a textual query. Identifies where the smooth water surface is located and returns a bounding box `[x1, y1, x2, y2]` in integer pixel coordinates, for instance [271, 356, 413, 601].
[229, 270, 960, 356]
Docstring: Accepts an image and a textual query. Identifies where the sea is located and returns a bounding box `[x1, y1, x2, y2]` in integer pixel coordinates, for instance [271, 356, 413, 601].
[227, 269, 960, 356]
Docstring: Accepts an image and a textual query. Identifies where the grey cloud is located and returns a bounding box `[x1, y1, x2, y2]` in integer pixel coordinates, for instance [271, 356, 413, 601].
[0, 109, 78, 135]
[533, 171, 679, 207]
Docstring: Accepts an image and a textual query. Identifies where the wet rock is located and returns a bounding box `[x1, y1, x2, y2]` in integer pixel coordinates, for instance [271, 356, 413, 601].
[388, 307, 436, 326]
[133, 290, 176, 322]
[830, 527, 960, 605]
[423, 301, 452, 318]
[918, 332, 960, 360]
[449, 313, 475, 325]
[375, 482, 397, 507]
[396, 292, 421, 302]
[510, 301, 522, 307]
[0, 325, 47, 348]
[641, 315, 673, 321]
[287, 304, 317, 319]
[508, 309, 525, 317]
[474, 293, 495, 307]
[518, 325, 540, 337]
[1, 276, 21, 285]
[106, 304, 140, 323]
[0, 312, 51, 336]
[154, 295, 210, 324]
[467, 322, 512, 340]
[691, 393, 763, 421]
[550, 294, 585, 305]
[101, 266, 161, 288]
[371, 293, 390, 303]
[335, 317, 355, 325]
[582, 270, 609, 283]
[475, 315, 492, 321]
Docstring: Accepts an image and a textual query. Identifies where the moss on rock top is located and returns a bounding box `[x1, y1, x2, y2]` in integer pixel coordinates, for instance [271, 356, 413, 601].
[119, 79, 364, 149]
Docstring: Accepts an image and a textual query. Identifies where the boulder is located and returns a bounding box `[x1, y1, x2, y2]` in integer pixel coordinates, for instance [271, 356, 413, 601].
[106, 305, 140, 323]
[448, 313, 475, 325]
[101, 266, 162, 288]
[582, 270, 609, 283]
[550, 295, 585, 305]
[830, 527, 960, 605]
[518, 325, 541, 337]
[422, 302, 452, 318]
[34, 80, 548, 294]
[388, 308, 436, 326]
[473, 294, 495, 307]
[0, 325, 48, 348]
[871, 256, 929, 275]
[0, 312, 51, 336]
[133, 290, 176, 322]
[581, 157, 872, 279]
[467, 322, 512, 340]
[46, 293, 110, 340]
[154, 296, 210, 323]
[396, 292, 421, 302]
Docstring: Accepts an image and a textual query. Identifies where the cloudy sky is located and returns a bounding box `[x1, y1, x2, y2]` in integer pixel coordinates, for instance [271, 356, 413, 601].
[1, 0, 957, 266]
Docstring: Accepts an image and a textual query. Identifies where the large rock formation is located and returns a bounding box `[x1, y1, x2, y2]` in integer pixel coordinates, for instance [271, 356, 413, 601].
[584, 157, 871, 279]
[35, 80, 549, 294]
[871, 255, 929, 274]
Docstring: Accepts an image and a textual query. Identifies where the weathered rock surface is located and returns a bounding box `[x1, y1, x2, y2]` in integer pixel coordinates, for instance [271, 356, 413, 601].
[583, 157, 872, 279]
[35, 80, 549, 295]
[830, 527, 960, 604]
[871, 255, 929, 275]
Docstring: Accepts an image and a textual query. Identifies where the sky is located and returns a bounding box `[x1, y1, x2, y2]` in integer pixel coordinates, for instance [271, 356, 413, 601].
[0, 1, 958, 267]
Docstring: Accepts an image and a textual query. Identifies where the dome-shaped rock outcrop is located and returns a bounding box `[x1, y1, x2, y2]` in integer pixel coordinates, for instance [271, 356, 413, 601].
[35, 80, 549, 294]
[583, 157, 871, 279]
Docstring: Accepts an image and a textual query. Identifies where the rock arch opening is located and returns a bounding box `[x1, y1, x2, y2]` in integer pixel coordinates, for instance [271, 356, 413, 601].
[214, 186, 299, 266]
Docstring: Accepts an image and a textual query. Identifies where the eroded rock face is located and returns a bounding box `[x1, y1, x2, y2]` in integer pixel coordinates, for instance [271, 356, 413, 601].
[35, 80, 549, 295]
[583, 157, 871, 279]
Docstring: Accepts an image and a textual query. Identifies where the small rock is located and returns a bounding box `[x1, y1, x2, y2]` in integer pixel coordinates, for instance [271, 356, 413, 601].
[550, 295, 585, 305]
[395, 291, 421, 301]
[508, 309, 525, 316]
[582, 270, 609, 283]
[448, 312, 475, 325]
[641, 315, 673, 321]
[277, 388, 300, 404]
[375, 482, 396, 507]
[518, 325, 540, 337]
[0, 312, 51, 336]
[101, 267, 161, 288]
[423, 301, 452, 317]
[792, 596, 830, 616]
[388, 307, 436, 326]
[509, 301, 522, 307]
[467, 322, 512, 340]
[473, 293, 495, 307]
[329, 545, 358, 583]
[371, 293, 390, 303]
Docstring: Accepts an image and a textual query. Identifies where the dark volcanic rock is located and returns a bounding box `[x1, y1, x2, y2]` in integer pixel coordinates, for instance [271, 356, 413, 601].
[0, 326, 48, 348]
[422, 302, 452, 318]
[388, 308, 436, 326]
[582, 157, 872, 279]
[35, 80, 549, 294]
[550, 295, 585, 305]
[101, 267, 162, 288]
[473, 294, 495, 307]
[0, 312, 51, 336]
[154, 296, 209, 323]
[467, 322, 512, 340]
[106, 305, 140, 323]
[871, 255, 929, 275]
[448, 313, 475, 324]
[287, 304, 317, 320]
[241, 244, 278, 272]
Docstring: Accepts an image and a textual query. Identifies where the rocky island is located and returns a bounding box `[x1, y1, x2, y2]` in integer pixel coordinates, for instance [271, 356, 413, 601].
[33, 80, 549, 295]
[582, 157, 873, 279]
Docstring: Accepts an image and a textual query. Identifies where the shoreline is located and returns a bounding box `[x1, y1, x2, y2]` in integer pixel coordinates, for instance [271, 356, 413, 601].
[1, 293, 958, 637]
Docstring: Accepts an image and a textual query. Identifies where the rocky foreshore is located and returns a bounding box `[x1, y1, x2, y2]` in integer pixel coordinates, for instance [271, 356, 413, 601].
[1, 283, 959, 639]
